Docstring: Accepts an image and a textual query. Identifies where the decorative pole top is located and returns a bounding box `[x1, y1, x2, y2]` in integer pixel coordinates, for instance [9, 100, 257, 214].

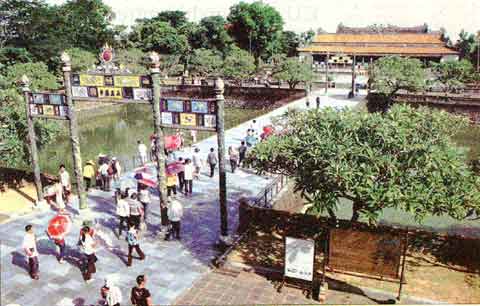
[20, 74, 30, 92]
[214, 77, 224, 94]
[61, 51, 71, 72]
[149, 51, 160, 73]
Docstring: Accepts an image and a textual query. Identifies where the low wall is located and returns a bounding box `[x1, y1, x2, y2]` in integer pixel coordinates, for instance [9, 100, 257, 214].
[238, 200, 480, 273]
[0, 167, 57, 190]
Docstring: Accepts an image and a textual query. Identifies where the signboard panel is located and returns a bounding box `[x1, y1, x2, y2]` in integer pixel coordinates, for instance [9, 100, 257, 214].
[98, 87, 123, 99]
[284, 237, 315, 281]
[79, 74, 104, 87]
[28, 93, 68, 119]
[114, 75, 140, 88]
[160, 98, 217, 130]
[180, 113, 196, 126]
[329, 228, 403, 279]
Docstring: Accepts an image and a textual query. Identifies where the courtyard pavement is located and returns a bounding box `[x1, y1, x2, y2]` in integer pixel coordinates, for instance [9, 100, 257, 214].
[0, 89, 359, 306]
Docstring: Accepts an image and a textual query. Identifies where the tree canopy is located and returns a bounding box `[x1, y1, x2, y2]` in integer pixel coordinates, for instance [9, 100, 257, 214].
[273, 57, 313, 89]
[431, 59, 475, 92]
[188, 49, 223, 78]
[227, 1, 284, 65]
[247, 105, 480, 224]
[222, 46, 255, 84]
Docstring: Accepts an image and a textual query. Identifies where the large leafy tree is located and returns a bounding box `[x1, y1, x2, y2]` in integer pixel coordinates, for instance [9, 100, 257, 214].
[129, 19, 189, 55]
[227, 1, 284, 65]
[279, 31, 299, 57]
[431, 59, 475, 92]
[154, 10, 188, 29]
[64, 48, 97, 73]
[197, 16, 233, 54]
[114, 48, 148, 74]
[273, 57, 313, 89]
[0, 62, 60, 168]
[455, 30, 478, 64]
[248, 105, 480, 224]
[371, 56, 426, 99]
[188, 49, 223, 78]
[222, 46, 255, 85]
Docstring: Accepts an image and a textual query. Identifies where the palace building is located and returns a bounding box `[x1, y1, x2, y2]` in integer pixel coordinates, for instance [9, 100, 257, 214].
[298, 25, 459, 69]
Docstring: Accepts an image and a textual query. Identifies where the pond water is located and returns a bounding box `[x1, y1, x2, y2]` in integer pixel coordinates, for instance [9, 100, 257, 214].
[38, 104, 268, 175]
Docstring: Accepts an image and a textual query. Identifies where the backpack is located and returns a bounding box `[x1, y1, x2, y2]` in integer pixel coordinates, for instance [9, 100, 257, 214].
[107, 165, 114, 176]
[126, 230, 138, 245]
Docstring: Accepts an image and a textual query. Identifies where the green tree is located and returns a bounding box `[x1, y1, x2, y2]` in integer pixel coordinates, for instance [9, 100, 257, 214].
[65, 48, 97, 73]
[248, 105, 480, 223]
[273, 57, 313, 89]
[0, 47, 33, 67]
[155, 10, 188, 29]
[227, 1, 284, 65]
[279, 31, 299, 57]
[455, 30, 478, 63]
[188, 49, 223, 78]
[0, 64, 60, 168]
[197, 16, 233, 54]
[129, 19, 189, 55]
[371, 56, 426, 100]
[431, 59, 474, 92]
[114, 48, 148, 74]
[222, 46, 255, 85]
[299, 29, 315, 46]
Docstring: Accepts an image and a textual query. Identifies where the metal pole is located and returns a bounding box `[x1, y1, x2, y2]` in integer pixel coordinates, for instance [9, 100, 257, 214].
[351, 54, 356, 97]
[215, 78, 228, 237]
[397, 229, 409, 301]
[61, 52, 87, 210]
[325, 53, 329, 94]
[149, 52, 167, 225]
[21, 75, 44, 203]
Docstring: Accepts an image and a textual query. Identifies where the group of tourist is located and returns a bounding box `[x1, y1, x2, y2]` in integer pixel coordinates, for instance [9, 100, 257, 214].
[82, 155, 122, 193]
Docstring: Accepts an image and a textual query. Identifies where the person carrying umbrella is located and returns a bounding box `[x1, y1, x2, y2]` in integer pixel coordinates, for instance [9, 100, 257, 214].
[46, 213, 72, 263]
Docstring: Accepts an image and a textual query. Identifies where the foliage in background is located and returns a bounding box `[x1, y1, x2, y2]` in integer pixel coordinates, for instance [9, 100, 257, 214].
[64, 48, 98, 73]
[272, 57, 314, 89]
[247, 105, 480, 224]
[0, 65, 60, 168]
[431, 59, 475, 92]
[227, 1, 284, 65]
[114, 48, 148, 74]
[455, 30, 480, 66]
[196, 16, 234, 55]
[188, 49, 223, 78]
[222, 46, 256, 84]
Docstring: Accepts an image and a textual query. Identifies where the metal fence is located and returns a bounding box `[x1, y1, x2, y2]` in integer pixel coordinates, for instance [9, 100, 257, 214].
[251, 174, 289, 209]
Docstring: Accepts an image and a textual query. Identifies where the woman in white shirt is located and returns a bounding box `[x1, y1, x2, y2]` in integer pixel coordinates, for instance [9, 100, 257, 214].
[116, 192, 130, 237]
[79, 226, 97, 282]
[183, 158, 194, 195]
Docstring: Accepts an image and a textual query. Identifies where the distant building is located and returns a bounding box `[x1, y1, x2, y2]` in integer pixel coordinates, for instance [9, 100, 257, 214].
[298, 25, 459, 68]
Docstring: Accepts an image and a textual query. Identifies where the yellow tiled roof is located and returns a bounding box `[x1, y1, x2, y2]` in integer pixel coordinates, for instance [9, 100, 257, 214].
[298, 45, 459, 56]
[312, 33, 445, 44]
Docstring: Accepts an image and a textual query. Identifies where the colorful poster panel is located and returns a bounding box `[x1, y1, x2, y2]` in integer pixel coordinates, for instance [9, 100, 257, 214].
[72, 74, 81, 86]
[79, 74, 104, 87]
[33, 94, 45, 104]
[140, 76, 152, 88]
[208, 102, 216, 114]
[72, 86, 89, 98]
[161, 112, 173, 125]
[122, 87, 134, 99]
[180, 113, 196, 126]
[114, 76, 140, 88]
[29, 105, 39, 115]
[104, 75, 114, 86]
[49, 94, 64, 105]
[43, 105, 55, 116]
[191, 100, 208, 114]
[98, 87, 122, 99]
[88, 87, 98, 98]
[58, 106, 69, 117]
[133, 88, 152, 101]
[167, 100, 184, 112]
[204, 114, 216, 128]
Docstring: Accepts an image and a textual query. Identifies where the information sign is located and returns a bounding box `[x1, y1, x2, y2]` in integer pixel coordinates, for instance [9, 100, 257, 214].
[28, 93, 68, 119]
[160, 98, 217, 130]
[79, 74, 104, 87]
[284, 237, 315, 282]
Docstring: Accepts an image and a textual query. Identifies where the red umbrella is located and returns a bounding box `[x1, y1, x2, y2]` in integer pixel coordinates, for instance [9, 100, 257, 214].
[47, 214, 72, 240]
[165, 135, 181, 150]
[166, 161, 184, 175]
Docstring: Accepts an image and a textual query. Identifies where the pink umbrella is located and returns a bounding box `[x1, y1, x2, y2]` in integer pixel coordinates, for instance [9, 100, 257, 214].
[165, 135, 181, 150]
[134, 167, 157, 188]
[47, 214, 72, 240]
[166, 161, 184, 175]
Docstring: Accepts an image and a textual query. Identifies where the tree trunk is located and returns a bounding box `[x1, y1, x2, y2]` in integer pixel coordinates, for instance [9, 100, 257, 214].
[351, 201, 362, 222]
[327, 208, 337, 223]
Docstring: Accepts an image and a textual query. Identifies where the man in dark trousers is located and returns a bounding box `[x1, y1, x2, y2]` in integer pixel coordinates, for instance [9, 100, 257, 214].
[177, 157, 185, 191]
[316, 96, 321, 109]
[207, 148, 218, 177]
[238, 141, 247, 167]
[22, 224, 39, 279]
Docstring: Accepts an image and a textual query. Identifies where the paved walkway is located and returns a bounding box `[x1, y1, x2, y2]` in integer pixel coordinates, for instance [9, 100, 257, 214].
[0, 89, 359, 306]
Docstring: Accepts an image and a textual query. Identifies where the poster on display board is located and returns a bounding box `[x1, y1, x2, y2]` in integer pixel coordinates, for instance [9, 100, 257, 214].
[79, 74, 104, 87]
[284, 237, 315, 281]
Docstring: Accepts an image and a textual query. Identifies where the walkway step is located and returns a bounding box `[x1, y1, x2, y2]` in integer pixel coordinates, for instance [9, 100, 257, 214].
[213, 267, 241, 277]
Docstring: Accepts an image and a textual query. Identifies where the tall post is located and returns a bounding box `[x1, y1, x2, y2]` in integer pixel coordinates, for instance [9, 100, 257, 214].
[325, 52, 329, 94]
[215, 78, 228, 237]
[149, 52, 167, 224]
[61, 52, 87, 209]
[21, 75, 44, 203]
[351, 54, 356, 97]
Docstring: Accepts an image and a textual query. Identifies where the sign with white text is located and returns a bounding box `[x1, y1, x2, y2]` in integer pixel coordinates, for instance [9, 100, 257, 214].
[284, 237, 315, 281]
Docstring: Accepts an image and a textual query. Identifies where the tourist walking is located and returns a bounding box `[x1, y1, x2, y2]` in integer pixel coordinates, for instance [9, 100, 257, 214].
[127, 223, 145, 267]
[111, 157, 121, 183]
[176, 129, 185, 150]
[192, 148, 202, 179]
[207, 148, 218, 177]
[306, 97, 310, 108]
[83, 160, 95, 192]
[138, 185, 151, 222]
[183, 159, 194, 195]
[190, 130, 197, 143]
[101, 277, 122, 306]
[316, 96, 320, 109]
[238, 141, 247, 167]
[177, 157, 185, 192]
[130, 275, 153, 306]
[137, 140, 148, 166]
[228, 146, 239, 173]
[128, 193, 143, 230]
[22, 224, 39, 280]
[166, 198, 183, 240]
[55, 182, 65, 211]
[166, 173, 177, 197]
[79, 226, 97, 282]
[59, 164, 71, 204]
[98, 161, 110, 192]
[46, 228, 66, 263]
[116, 191, 130, 237]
